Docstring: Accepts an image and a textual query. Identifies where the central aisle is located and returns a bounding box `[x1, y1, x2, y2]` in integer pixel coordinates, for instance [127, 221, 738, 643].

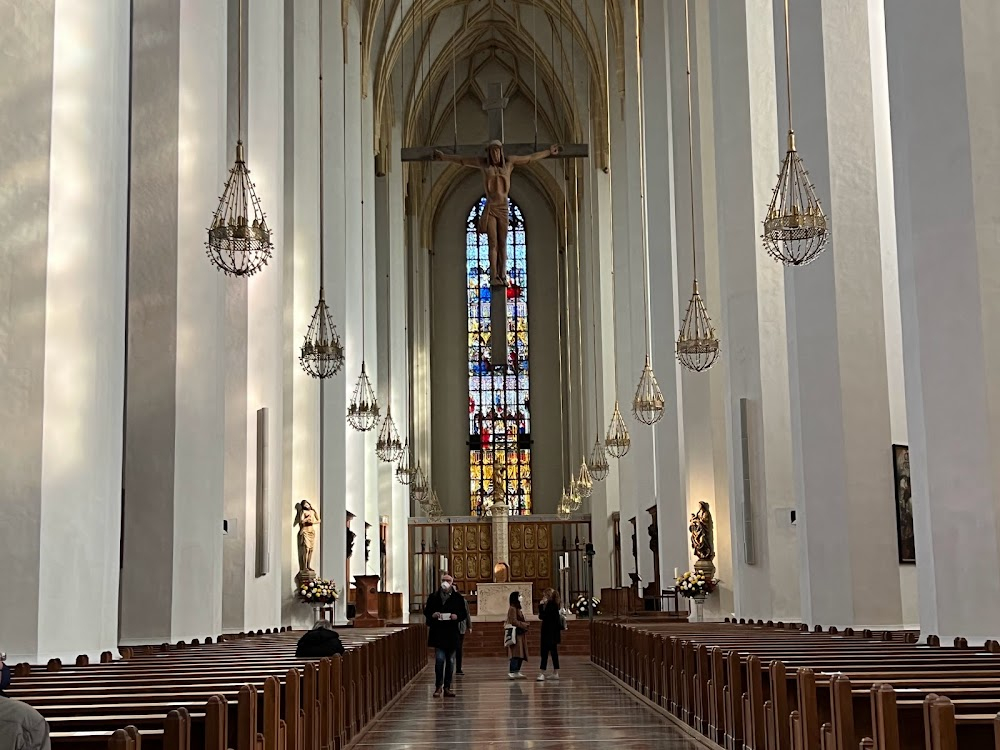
[353, 656, 702, 749]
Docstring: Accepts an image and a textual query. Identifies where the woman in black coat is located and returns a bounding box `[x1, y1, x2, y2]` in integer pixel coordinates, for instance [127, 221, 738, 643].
[537, 588, 562, 681]
[295, 620, 346, 658]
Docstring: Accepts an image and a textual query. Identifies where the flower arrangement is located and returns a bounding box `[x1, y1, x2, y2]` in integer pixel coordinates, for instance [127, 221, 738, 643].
[296, 578, 340, 605]
[675, 571, 719, 599]
[572, 595, 600, 616]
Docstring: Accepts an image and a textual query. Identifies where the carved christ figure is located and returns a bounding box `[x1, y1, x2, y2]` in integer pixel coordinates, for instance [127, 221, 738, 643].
[295, 500, 321, 573]
[435, 140, 561, 287]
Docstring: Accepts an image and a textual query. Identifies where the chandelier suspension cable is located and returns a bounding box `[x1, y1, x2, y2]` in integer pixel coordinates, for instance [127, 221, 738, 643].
[452, 13, 458, 149]
[237, 0, 243, 143]
[321, 2, 329, 291]
[601, 0, 631, 454]
[560, 0, 575, 491]
[319, 0, 326, 550]
[633, 0, 652, 359]
[684, 0, 698, 284]
[783, 0, 793, 136]
[532, 0, 538, 147]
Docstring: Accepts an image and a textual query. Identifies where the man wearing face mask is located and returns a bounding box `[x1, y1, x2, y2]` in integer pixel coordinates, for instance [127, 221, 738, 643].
[423, 573, 468, 698]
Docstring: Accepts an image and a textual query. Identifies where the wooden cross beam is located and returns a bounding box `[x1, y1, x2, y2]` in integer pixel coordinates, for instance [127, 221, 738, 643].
[401, 82, 588, 368]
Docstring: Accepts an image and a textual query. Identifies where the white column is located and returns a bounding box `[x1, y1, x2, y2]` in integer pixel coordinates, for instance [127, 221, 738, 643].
[285, 0, 323, 629]
[709, 0, 799, 622]
[319, 5, 348, 621]
[783, 0, 901, 627]
[885, 0, 1000, 643]
[641, 0, 689, 595]
[0, 0, 130, 662]
[121, 0, 228, 645]
[242, 0, 285, 629]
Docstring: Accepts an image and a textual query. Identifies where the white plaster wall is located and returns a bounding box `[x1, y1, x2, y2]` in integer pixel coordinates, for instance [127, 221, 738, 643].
[0, 0, 53, 661]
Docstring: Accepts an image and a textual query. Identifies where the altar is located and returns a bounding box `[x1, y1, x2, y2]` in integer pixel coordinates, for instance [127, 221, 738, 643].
[475, 582, 534, 618]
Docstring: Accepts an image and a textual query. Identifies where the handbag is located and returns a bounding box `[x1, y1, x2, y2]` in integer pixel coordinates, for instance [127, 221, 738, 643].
[503, 623, 517, 648]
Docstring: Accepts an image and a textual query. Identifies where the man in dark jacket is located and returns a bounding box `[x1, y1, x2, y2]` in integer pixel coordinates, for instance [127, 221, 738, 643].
[295, 620, 346, 658]
[424, 573, 468, 697]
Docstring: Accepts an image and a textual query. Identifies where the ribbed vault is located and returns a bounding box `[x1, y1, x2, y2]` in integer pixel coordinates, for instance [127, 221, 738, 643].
[361, 0, 627, 171]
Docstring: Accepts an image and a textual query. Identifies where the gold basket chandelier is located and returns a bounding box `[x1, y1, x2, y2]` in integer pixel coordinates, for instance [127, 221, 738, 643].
[605, 400, 631, 458]
[347, 84, 379, 430]
[347, 361, 379, 431]
[299, 1, 344, 378]
[629, 0, 665, 426]
[676, 0, 720, 373]
[396, 440, 414, 484]
[410, 463, 429, 505]
[762, 0, 830, 266]
[588, 436, 610, 481]
[577, 459, 594, 498]
[375, 405, 402, 462]
[633, 355, 666, 423]
[207, 0, 272, 276]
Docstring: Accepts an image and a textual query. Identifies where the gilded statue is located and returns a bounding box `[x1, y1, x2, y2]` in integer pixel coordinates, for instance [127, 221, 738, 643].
[294, 500, 321, 573]
[689, 501, 715, 562]
[434, 140, 560, 287]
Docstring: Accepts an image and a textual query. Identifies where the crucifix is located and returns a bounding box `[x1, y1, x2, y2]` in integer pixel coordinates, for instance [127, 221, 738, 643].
[401, 81, 589, 367]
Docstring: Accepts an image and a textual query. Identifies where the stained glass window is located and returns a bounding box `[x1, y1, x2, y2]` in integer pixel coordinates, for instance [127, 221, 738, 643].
[468, 196, 531, 516]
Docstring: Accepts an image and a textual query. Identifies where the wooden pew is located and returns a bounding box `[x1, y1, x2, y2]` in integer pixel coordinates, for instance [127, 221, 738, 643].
[591, 619, 1000, 750]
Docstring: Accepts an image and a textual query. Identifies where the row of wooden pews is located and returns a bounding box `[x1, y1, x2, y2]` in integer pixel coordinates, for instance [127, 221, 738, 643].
[6, 625, 427, 750]
[591, 619, 1000, 750]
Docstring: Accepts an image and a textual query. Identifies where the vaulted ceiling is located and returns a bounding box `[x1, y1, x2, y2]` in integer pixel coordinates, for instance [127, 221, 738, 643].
[361, 0, 628, 170]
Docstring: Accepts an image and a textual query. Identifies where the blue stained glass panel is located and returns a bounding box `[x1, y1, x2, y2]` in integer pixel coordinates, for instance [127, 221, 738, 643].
[467, 197, 531, 516]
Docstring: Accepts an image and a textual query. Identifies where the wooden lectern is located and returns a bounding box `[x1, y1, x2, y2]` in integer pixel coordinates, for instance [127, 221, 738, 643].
[352, 575, 385, 627]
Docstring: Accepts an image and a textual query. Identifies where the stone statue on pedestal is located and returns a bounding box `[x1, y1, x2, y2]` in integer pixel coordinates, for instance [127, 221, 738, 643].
[689, 501, 716, 579]
[294, 500, 320, 582]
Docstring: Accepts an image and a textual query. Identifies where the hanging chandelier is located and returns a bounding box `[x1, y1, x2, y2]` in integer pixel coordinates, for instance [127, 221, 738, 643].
[605, 400, 631, 458]
[762, 0, 829, 266]
[376, 405, 403, 462]
[411, 464, 429, 505]
[577, 459, 594, 498]
[396, 440, 414, 484]
[300, 1, 344, 378]
[633, 355, 666, 424]
[677, 0, 720, 373]
[347, 361, 380, 431]
[629, 0, 665, 425]
[557, 489, 571, 519]
[568, 476, 582, 512]
[347, 81, 379, 430]
[588, 435, 610, 481]
[207, 0, 272, 276]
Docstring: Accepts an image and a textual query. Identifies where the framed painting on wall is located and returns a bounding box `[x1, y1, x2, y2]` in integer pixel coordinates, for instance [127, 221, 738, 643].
[892, 444, 916, 564]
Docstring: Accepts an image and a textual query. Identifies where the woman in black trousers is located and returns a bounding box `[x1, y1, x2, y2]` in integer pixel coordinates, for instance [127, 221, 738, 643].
[537, 588, 562, 681]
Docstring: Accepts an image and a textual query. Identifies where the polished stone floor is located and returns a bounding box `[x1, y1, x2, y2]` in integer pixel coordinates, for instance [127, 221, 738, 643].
[356, 656, 701, 749]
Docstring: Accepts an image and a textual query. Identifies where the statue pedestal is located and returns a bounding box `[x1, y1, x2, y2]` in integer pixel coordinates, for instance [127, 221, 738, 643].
[475, 582, 533, 618]
[353, 574, 385, 628]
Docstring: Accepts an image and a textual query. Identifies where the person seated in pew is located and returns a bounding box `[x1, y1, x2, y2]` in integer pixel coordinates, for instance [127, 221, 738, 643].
[0, 652, 10, 698]
[0, 695, 50, 750]
[295, 620, 346, 658]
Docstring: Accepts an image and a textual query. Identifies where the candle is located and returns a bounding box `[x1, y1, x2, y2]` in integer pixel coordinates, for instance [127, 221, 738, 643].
[674, 567, 679, 579]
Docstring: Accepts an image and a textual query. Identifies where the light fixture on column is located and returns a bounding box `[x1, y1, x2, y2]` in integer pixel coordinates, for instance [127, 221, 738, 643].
[347, 80, 379, 432]
[577, 459, 594, 498]
[396, 440, 414, 484]
[676, 0, 720, 373]
[762, 0, 830, 266]
[605, 399, 631, 458]
[207, 0, 272, 276]
[376, 265, 402, 460]
[588, 436, 610, 481]
[629, 0, 665, 425]
[300, 0, 344, 378]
